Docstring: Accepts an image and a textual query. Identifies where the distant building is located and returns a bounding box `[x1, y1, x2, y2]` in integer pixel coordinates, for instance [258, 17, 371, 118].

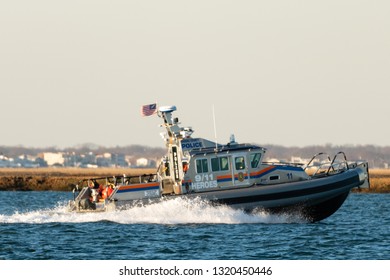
[290, 156, 311, 165]
[15, 154, 40, 168]
[80, 152, 96, 167]
[136, 158, 149, 167]
[63, 152, 78, 167]
[265, 158, 280, 163]
[39, 152, 65, 166]
[0, 155, 20, 167]
[96, 155, 112, 167]
[111, 153, 128, 167]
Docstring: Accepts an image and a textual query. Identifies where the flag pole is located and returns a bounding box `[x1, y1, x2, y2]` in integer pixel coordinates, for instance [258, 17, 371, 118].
[155, 101, 160, 117]
[212, 104, 218, 152]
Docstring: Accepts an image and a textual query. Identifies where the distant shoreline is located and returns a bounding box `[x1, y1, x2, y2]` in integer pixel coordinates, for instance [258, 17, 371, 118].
[0, 167, 156, 191]
[0, 168, 389, 193]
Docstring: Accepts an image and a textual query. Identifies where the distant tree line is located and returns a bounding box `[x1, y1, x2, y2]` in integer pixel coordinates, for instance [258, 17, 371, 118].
[263, 144, 390, 168]
[1, 143, 390, 168]
[0, 144, 165, 160]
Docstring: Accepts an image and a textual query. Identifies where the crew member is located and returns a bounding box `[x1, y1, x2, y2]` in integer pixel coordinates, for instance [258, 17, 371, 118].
[98, 184, 108, 201]
[183, 162, 189, 173]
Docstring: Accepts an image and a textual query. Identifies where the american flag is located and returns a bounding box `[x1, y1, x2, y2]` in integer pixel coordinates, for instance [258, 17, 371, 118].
[140, 103, 157, 116]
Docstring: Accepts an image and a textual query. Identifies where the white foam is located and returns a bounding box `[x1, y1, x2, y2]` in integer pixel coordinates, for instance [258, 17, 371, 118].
[0, 197, 303, 224]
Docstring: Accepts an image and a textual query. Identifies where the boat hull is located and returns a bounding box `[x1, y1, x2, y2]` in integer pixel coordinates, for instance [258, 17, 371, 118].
[111, 169, 361, 222]
[180, 169, 361, 222]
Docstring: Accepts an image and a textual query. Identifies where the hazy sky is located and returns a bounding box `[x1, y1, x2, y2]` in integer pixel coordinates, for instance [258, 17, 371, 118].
[1, 1, 389, 148]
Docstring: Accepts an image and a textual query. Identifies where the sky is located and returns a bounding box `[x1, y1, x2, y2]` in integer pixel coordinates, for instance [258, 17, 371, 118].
[1, 1, 389, 149]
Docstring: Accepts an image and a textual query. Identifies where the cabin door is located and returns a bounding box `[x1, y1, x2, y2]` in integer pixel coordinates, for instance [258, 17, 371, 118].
[233, 154, 249, 186]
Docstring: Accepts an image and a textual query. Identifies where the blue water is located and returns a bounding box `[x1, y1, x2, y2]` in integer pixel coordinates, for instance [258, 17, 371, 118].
[0, 192, 388, 260]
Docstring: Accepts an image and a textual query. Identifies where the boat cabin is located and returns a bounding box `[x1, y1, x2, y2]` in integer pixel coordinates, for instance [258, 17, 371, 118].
[158, 135, 310, 195]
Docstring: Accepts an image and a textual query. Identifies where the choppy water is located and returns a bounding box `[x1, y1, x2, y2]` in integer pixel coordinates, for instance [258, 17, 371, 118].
[0, 192, 388, 260]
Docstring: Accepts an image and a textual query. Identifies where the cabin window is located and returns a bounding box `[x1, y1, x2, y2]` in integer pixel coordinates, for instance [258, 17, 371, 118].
[269, 175, 280, 181]
[235, 156, 245, 170]
[250, 153, 261, 168]
[211, 158, 219, 171]
[211, 157, 229, 172]
[196, 159, 209, 173]
[220, 157, 229, 171]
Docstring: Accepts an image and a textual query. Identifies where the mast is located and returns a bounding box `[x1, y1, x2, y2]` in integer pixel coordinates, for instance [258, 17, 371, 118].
[157, 106, 186, 194]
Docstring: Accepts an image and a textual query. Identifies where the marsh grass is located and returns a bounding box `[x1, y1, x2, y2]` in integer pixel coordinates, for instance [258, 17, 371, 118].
[0, 168, 389, 192]
[0, 167, 156, 191]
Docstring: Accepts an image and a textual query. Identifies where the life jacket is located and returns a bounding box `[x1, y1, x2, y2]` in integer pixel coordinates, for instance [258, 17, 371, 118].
[107, 186, 113, 197]
[103, 188, 109, 199]
[98, 185, 108, 199]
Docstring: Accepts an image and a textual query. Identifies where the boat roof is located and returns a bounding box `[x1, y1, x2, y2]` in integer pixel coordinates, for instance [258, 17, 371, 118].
[187, 141, 266, 156]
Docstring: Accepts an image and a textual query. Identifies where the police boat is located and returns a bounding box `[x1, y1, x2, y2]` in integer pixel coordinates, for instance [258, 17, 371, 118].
[68, 105, 370, 222]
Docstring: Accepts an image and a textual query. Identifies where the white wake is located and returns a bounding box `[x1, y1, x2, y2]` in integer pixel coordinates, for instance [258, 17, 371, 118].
[0, 197, 304, 224]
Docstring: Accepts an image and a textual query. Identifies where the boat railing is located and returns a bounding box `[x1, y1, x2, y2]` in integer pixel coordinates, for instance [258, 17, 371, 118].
[262, 161, 305, 167]
[304, 152, 349, 177]
[75, 173, 158, 187]
[118, 173, 157, 185]
[72, 173, 158, 202]
[327, 152, 349, 174]
[72, 185, 90, 205]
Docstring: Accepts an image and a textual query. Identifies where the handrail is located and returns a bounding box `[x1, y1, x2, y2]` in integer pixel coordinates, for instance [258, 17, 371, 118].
[326, 151, 349, 174]
[262, 161, 305, 167]
[304, 152, 331, 171]
[73, 187, 89, 206]
[76, 173, 157, 185]
[304, 152, 332, 176]
[304, 151, 349, 177]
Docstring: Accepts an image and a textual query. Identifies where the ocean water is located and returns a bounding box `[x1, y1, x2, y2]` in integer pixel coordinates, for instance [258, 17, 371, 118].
[0, 191, 388, 260]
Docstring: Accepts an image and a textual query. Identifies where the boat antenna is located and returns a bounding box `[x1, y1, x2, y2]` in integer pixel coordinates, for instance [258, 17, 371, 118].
[212, 104, 218, 152]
